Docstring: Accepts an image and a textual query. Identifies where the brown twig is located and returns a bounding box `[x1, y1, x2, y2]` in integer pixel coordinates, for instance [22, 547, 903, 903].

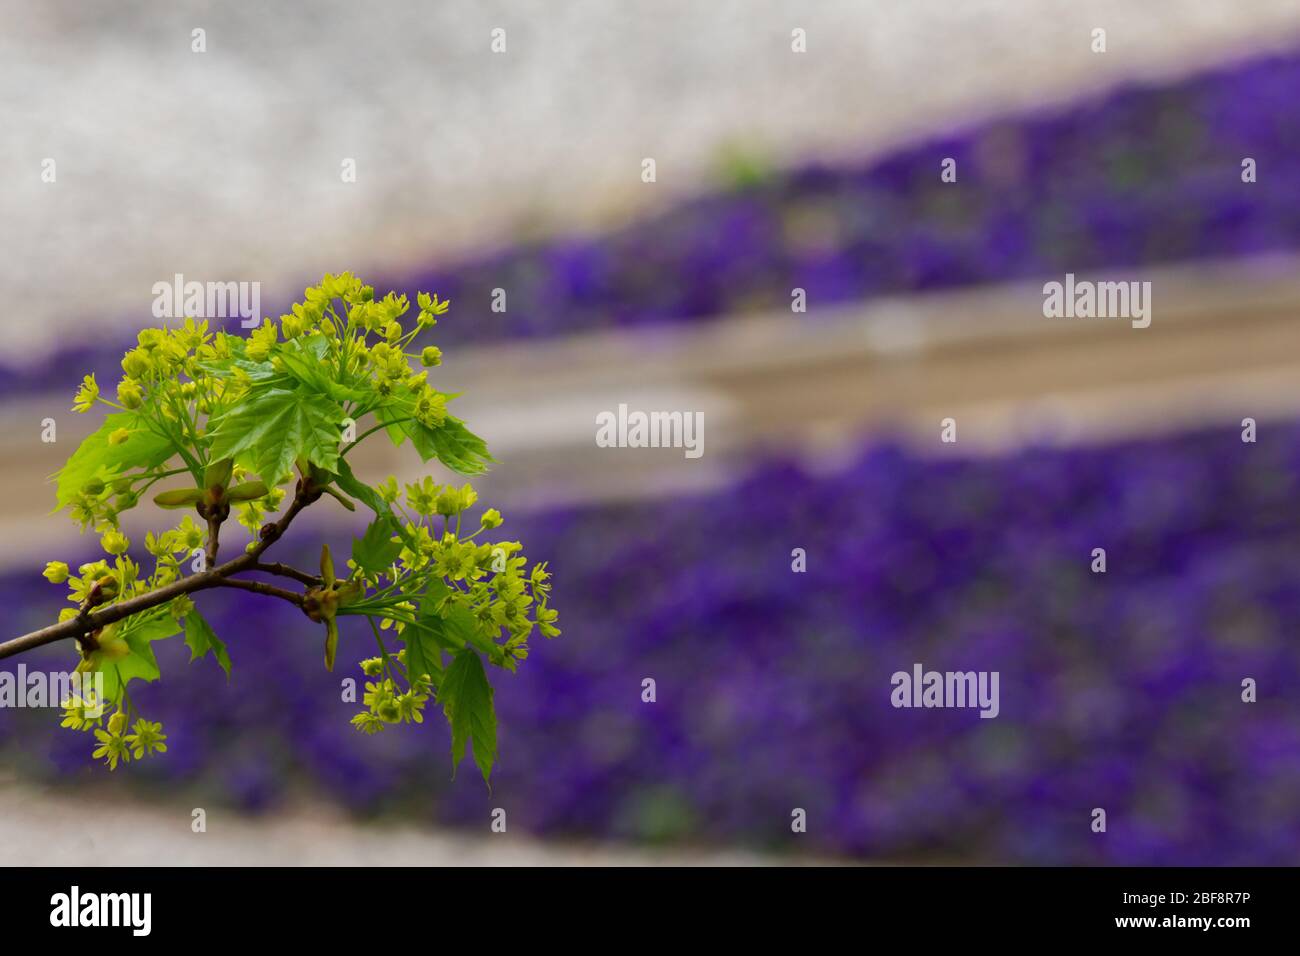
[0, 477, 316, 661]
[205, 512, 223, 566]
[251, 562, 322, 587]
[214, 577, 305, 607]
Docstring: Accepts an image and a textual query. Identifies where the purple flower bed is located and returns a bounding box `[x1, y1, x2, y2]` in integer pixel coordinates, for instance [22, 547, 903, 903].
[393, 49, 1300, 349]
[4, 423, 1300, 864]
[7, 49, 1300, 400]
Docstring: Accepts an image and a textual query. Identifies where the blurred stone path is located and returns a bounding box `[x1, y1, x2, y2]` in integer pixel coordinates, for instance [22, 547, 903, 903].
[0, 782, 812, 866]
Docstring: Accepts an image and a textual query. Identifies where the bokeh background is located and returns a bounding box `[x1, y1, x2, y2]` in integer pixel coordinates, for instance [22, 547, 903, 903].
[3, 0, 1300, 865]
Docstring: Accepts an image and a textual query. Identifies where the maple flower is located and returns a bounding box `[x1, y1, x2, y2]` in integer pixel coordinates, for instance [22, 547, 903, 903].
[72, 374, 99, 413]
[125, 719, 168, 758]
[91, 728, 131, 770]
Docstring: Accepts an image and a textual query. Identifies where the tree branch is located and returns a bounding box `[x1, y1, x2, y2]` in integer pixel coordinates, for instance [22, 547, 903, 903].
[205, 512, 223, 566]
[214, 577, 304, 607]
[0, 557, 246, 660]
[0, 477, 317, 661]
[251, 562, 322, 587]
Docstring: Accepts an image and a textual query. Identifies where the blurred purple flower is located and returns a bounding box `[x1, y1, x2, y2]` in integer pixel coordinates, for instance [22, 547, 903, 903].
[3, 424, 1299, 864]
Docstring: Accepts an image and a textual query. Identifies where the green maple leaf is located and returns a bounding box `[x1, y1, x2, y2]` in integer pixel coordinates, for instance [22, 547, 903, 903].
[97, 614, 180, 699]
[207, 387, 345, 484]
[438, 650, 498, 787]
[53, 412, 176, 509]
[184, 609, 232, 679]
[418, 583, 495, 656]
[424, 416, 494, 476]
[351, 515, 403, 574]
[276, 335, 370, 404]
[375, 403, 493, 476]
[331, 459, 417, 550]
[332, 458, 388, 516]
[398, 616, 445, 688]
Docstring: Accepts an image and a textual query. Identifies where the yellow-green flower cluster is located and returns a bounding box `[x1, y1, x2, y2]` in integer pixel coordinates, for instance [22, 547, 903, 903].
[235, 481, 287, 538]
[350, 675, 431, 734]
[105, 318, 218, 415]
[68, 476, 143, 534]
[404, 477, 477, 519]
[348, 475, 560, 678]
[85, 711, 168, 770]
[59, 694, 103, 731]
[46, 514, 207, 619]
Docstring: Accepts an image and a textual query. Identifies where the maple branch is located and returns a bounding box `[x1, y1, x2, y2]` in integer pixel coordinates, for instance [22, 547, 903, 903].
[0, 478, 317, 661]
[251, 562, 322, 587]
[205, 511, 223, 566]
[214, 577, 305, 607]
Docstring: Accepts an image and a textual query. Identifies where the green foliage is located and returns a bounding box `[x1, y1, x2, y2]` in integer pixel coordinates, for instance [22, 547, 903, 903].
[351, 516, 403, 574]
[207, 387, 344, 485]
[183, 609, 232, 679]
[40, 273, 559, 785]
[439, 650, 498, 787]
[54, 412, 174, 513]
[95, 613, 177, 700]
